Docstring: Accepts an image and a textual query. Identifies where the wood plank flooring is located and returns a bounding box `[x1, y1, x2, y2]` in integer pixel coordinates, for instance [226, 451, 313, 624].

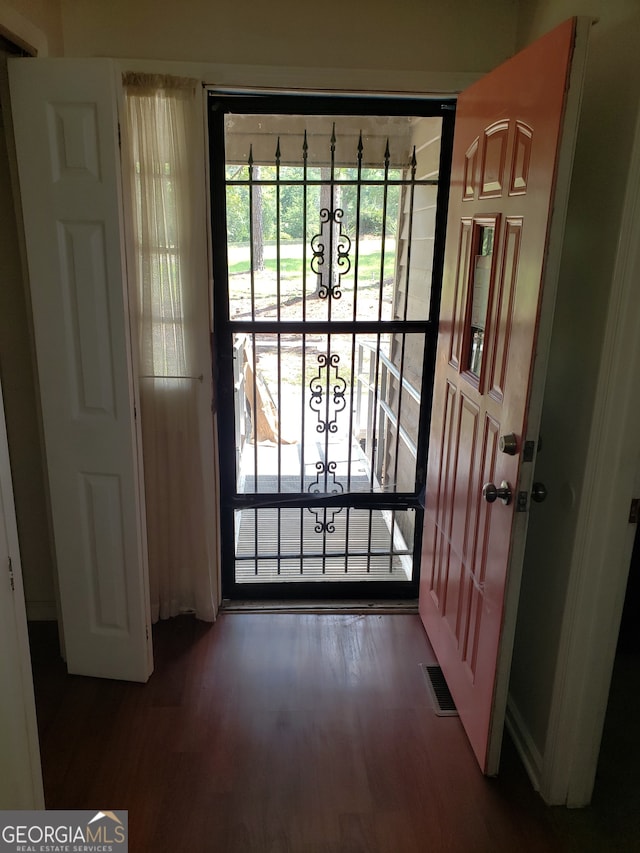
[28, 614, 625, 852]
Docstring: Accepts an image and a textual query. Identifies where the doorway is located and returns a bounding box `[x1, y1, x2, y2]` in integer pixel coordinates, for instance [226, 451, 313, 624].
[208, 95, 455, 600]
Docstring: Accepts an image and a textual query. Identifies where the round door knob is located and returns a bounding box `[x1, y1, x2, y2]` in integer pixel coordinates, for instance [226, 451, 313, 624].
[531, 482, 548, 503]
[482, 481, 512, 506]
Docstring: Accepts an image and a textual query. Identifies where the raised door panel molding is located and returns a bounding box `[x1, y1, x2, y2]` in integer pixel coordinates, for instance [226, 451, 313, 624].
[463, 137, 479, 201]
[479, 121, 509, 199]
[488, 218, 522, 404]
[448, 219, 473, 369]
[46, 102, 102, 183]
[81, 473, 130, 634]
[58, 221, 117, 418]
[509, 122, 533, 196]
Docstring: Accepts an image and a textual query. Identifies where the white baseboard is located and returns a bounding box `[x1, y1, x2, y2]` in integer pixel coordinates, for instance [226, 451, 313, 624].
[26, 600, 57, 621]
[505, 694, 543, 793]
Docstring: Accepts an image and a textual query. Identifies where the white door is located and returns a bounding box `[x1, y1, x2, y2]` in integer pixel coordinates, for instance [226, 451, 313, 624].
[9, 59, 152, 682]
[0, 381, 44, 808]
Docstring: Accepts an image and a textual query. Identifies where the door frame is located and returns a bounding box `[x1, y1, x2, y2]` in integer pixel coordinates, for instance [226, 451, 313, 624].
[0, 11, 47, 808]
[0, 375, 44, 808]
[208, 93, 456, 601]
[536, 95, 640, 808]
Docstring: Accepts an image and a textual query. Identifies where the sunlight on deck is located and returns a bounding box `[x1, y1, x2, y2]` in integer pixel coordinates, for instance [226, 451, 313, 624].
[235, 437, 413, 583]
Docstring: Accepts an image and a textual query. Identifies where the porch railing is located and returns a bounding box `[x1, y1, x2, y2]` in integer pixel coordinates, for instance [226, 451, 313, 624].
[232, 334, 420, 490]
[354, 339, 419, 489]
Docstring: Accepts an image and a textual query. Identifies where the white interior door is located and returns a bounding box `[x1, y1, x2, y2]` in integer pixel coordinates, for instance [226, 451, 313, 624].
[9, 58, 152, 682]
[0, 381, 44, 807]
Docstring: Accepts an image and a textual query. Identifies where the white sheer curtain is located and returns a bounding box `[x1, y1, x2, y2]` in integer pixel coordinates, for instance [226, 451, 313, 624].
[123, 74, 219, 622]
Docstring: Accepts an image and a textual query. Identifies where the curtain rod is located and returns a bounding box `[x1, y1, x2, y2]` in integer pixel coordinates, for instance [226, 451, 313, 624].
[140, 374, 204, 382]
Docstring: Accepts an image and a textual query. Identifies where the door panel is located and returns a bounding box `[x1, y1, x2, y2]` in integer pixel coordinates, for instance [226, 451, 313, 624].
[9, 59, 152, 681]
[420, 18, 587, 772]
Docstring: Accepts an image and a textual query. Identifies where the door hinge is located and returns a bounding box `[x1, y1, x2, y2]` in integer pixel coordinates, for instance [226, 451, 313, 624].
[118, 122, 122, 149]
[8, 557, 15, 591]
[629, 498, 640, 524]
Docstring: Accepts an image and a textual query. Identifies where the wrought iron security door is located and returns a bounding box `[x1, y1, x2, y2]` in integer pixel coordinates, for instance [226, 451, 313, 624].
[209, 95, 454, 599]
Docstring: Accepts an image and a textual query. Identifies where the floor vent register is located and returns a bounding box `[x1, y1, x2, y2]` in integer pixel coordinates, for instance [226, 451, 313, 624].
[420, 663, 459, 717]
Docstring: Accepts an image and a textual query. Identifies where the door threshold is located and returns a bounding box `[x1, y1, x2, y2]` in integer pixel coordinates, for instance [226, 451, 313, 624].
[219, 599, 419, 615]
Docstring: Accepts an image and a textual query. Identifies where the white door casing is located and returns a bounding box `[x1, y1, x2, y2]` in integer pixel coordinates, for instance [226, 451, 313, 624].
[538, 83, 640, 807]
[9, 58, 152, 682]
[0, 380, 44, 808]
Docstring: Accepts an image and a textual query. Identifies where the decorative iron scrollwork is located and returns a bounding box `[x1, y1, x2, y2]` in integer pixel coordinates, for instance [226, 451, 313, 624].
[309, 352, 346, 434]
[308, 460, 344, 533]
[311, 208, 351, 300]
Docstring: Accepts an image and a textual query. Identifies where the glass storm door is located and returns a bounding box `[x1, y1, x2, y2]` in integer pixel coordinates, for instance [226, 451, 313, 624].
[209, 95, 454, 599]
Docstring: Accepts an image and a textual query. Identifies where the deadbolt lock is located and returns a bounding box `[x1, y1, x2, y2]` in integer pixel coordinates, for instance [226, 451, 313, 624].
[499, 433, 518, 456]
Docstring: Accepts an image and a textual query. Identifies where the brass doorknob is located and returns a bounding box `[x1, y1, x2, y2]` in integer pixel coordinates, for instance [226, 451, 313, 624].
[483, 481, 512, 506]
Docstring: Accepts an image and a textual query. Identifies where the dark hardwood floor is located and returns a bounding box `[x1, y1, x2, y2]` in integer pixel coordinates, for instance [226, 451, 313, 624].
[28, 614, 636, 852]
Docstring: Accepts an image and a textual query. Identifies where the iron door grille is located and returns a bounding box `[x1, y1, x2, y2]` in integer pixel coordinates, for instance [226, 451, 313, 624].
[209, 95, 455, 599]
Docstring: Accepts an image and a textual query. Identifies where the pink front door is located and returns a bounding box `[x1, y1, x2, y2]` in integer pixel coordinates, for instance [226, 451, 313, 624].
[419, 18, 582, 773]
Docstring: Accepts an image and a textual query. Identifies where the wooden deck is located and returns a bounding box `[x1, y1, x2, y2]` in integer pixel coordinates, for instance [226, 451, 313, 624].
[235, 439, 413, 584]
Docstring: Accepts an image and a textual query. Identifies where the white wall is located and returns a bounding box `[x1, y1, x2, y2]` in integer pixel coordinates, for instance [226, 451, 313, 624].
[60, 0, 517, 75]
[509, 0, 640, 765]
[0, 0, 64, 54]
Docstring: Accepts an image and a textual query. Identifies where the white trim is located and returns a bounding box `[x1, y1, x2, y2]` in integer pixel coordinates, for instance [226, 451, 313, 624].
[0, 380, 44, 808]
[505, 695, 543, 791]
[0, 2, 48, 56]
[540, 98, 640, 808]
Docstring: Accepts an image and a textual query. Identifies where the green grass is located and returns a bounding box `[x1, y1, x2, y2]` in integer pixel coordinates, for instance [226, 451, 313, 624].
[229, 256, 302, 276]
[228, 243, 396, 281]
